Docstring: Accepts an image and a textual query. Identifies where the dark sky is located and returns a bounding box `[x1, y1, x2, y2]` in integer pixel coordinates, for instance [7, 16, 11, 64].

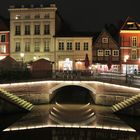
[0, 0, 140, 31]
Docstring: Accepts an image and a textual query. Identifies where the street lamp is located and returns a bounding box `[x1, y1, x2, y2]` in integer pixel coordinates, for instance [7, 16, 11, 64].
[20, 52, 25, 69]
[124, 55, 129, 83]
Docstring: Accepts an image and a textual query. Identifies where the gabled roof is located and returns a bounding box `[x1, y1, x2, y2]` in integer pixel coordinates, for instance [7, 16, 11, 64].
[93, 28, 119, 46]
[120, 16, 140, 30]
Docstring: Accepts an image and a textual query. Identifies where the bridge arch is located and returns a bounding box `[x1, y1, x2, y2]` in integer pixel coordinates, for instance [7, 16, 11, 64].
[49, 82, 96, 103]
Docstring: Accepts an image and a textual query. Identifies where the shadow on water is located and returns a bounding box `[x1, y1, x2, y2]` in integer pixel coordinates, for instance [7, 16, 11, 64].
[50, 85, 94, 104]
[116, 114, 140, 134]
[0, 112, 28, 132]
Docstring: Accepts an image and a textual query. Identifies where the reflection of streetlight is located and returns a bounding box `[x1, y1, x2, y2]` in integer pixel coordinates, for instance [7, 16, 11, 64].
[20, 52, 24, 69]
[124, 55, 129, 83]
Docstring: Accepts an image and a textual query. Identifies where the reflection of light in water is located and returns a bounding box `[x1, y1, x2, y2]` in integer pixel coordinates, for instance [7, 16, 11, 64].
[49, 102, 95, 125]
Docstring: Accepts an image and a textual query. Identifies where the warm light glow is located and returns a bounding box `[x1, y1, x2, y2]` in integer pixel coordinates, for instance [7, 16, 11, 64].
[20, 52, 25, 58]
[33, 56, 37, 60]
[120, 30, 140, 33]
[124, 55, 129, 62]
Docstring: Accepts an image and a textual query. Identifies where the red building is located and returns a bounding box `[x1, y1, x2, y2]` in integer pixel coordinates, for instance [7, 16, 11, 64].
[0, 17, 10, 60]
[120, 17, 140, 74]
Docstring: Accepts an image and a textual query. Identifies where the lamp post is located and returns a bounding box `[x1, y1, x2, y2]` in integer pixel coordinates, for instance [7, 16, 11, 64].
[20, 52, 25, 69]
[124, 55, 129, 83]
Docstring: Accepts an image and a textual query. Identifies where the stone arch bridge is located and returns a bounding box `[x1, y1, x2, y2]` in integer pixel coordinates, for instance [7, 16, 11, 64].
[0, 80, 140, 106]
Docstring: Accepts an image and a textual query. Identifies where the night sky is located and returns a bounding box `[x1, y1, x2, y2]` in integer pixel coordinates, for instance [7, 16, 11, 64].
[0, 0, 140, 31]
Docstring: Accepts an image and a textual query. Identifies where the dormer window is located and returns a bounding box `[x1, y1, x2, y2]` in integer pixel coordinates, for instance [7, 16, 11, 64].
[102, 37, 108, 43]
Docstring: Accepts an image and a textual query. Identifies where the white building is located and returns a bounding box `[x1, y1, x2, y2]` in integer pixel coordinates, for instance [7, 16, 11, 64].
[54, 36, 92, 70]
[8, 4, 59, 63]
[9, 4, 93, 70]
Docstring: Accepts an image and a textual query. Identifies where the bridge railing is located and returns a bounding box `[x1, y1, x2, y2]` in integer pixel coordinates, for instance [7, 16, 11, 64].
[0, 70, 139, 88]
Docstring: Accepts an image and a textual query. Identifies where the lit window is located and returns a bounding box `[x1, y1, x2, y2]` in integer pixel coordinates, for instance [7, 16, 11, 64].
[102, 37, 108, 43]
[98, 50, 103, 56]
[132, 36, 137, 47]
[58, 42, 64, 50]
[105, 50, 111, 56]
[83, 42, 88, 50]
[15, 15, 21, 19]
[75, 42, 80, 50]
[113, 50, 119, 56]
[0, 45, 6, 53]
[67, 42, 72, 50]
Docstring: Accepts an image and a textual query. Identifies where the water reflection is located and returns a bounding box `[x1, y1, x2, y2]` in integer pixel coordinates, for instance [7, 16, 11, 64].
[49, 102, 95, 125]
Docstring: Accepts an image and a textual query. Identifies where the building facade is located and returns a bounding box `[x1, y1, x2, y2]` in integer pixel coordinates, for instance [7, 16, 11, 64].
[120, 17, 140, 74]
[0, 18, 10, 60]
[54, 36, 92, 70]
[92, 29, 120, 73]
[8, 4, 58, 63]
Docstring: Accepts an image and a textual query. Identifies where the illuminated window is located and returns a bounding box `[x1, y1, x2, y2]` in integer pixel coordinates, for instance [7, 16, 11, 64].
[102, 37, 108, 43]
[131, 49, 137, 60]
[98, 50, 103, 56]
[15, 42, 20, 52]
[15, 15, 21, 19]
[75, 42, 80, 50]
[34, 42, 40, 52]
[44, 41, 50, 52]
[25, 25, 30, 35]
[44, 24, 50, 34]
[105, 50, 111, 56]
[132, 36, 137, 47]
[58, 42, 64, 50]
[1, 35, 6, 42]
[83, 42, 88, 50]
[113, 50, 119, 56]
[67, 42, 72, 50]
[25, 42, 30, 52]
[0, 45, 6, 53]
[15, 25, 21, 35]
[34, 25, 40, 35]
